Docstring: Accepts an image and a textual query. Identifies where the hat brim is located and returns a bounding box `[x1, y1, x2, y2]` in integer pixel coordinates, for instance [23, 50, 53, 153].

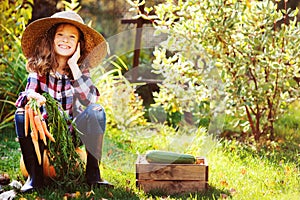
[21, 17, 107, 68]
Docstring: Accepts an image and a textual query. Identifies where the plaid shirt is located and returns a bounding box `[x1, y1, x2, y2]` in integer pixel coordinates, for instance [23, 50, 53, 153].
[15, 70, 100, 119]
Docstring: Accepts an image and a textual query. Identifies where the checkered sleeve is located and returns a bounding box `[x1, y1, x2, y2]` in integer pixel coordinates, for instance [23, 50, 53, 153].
[15, 72, 40, 108]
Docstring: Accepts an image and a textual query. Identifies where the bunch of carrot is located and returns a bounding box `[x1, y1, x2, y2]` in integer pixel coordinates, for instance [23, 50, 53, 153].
[24, 99, 56, 165]
[42, 93, 86, 185]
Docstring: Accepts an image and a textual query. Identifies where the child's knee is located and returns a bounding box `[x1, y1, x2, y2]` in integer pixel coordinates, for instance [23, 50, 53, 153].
[86, 104, 106, 130]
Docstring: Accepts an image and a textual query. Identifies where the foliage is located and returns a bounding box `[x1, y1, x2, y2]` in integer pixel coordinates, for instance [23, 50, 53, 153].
[147, 0, 300, 141]
[80, 0, 162, 37]
[92, 55, 148, 130]
[63, 0, 81, 12]
[0, 0, 32, 130]
[43, 93, 85, 187]
[151, 48, 216, 128]
[105, 123, 210, 156]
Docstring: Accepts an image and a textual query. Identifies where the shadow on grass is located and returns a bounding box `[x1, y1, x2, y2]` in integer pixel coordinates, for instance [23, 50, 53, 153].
[144, 185, 230, 200]
[0, 131, 137, 199]
[11, 177, 230, 200]
[15, 181, 142, 200]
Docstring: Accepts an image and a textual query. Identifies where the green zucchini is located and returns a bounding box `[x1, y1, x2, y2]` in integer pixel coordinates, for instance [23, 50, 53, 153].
[145, 150, 196, 164]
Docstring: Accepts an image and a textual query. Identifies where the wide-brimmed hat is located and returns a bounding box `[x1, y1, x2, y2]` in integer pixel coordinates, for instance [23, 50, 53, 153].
[21, 11, 107, 68]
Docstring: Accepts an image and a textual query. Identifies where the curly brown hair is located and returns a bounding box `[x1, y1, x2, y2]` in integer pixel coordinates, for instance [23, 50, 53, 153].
[26, 23, 85, 78]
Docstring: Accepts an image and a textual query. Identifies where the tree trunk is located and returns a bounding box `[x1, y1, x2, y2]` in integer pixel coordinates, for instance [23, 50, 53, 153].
[29, 0, 59, 24]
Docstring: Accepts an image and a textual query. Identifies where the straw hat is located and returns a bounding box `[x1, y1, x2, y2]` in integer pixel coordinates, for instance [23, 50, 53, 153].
[21, 11, 107, 68]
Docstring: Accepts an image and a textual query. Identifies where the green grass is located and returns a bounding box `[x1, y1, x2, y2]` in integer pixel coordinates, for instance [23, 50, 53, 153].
[0, 129, 21, 176]
[209, 140, 300, 200]
[1, 123, 300, 200]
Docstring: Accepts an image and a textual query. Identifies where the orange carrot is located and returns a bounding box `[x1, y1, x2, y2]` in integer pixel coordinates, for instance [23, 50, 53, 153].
[31, 132, 42, 165]
[28, 107, 39, 139]
[24, 104, 30, 137]
[34, 115, 47, 145]
[41, 119, 56, 142]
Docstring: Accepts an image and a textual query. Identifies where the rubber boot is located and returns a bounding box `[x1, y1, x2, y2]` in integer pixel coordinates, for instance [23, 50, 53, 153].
[19, 137, 44, 192]
[85, 134, 113, 188]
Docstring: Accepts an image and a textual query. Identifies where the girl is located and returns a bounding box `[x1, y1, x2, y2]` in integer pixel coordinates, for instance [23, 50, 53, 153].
[14, 11, 111, 192]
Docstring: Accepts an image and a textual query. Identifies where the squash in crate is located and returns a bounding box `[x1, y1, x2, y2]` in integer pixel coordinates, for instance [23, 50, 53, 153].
[145, 150, 196, 164]
[136, 151, 208, 194]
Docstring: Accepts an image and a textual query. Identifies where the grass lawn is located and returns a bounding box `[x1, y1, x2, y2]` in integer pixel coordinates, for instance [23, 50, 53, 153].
[0, 124, 299, 200]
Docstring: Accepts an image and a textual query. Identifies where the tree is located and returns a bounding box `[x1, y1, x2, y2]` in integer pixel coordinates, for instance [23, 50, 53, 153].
[149, 0, 300, 141]
[29, 0, 59, 23]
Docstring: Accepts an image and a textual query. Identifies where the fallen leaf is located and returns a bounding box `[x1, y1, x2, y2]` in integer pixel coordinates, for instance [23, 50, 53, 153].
[64, 192, 79, 198]
[284, 166, 291, 176]
[35, 197, 46, 200]
[0, 173, 10, 185]
[107, 191, 113, 198]
[75, 191, 81, 198]
[125, 186, 131, 193]
[85, 190, 94, 198]
[107, 149, 113, 157]
[229, 188, 236, 195]
[64, 193, 71, 198]
[220, 193, 228, 199]
[241, 168, 247, 175]
[220, 180, 228, 187]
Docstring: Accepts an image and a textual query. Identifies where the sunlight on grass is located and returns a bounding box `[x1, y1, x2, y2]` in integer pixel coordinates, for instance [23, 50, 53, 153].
[102, 124, 213, 175]
[275, 101, 300, 142]
[100, 124, 300, 200]
[208, 140, 300, 200]
[1, 121, 299, 199]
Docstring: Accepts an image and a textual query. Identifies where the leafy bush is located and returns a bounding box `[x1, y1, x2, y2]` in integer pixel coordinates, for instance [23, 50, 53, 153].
[151, 48, 217, 129]
[0, 0, 32, 130]
[92, 55, 148, 130]
[148, 0, 300, 141]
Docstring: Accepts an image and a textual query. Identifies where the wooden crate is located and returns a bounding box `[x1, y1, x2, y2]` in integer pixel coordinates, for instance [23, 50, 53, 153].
[136, 155, 208, 194]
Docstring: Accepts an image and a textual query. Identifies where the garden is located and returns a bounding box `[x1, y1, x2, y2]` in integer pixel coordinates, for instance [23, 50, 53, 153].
[1, 0, 300, 199]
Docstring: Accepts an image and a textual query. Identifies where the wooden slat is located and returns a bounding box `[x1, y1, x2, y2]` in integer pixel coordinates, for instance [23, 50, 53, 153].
[137, 180, 207, 194]
[136, 164, 208, 180]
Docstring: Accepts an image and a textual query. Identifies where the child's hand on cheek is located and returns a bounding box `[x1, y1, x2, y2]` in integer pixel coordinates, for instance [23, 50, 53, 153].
[68, 43, 82, 79]
[68, 43, 80, 69]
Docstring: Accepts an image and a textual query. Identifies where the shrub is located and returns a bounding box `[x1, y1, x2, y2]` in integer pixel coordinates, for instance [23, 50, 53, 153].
[148, 0, 300, 141]
[0, 0, 32, 130]
[92, 55, 148, 130]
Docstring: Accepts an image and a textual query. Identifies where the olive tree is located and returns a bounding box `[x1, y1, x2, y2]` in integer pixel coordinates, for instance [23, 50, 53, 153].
[147, 0, 300, 141]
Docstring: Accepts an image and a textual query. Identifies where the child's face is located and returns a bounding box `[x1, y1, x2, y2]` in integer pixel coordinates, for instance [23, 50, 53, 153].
[54, 24, 80, 58]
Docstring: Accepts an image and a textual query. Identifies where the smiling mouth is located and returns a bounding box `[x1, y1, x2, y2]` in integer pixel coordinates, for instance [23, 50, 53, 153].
[58, 44, 71, 49]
